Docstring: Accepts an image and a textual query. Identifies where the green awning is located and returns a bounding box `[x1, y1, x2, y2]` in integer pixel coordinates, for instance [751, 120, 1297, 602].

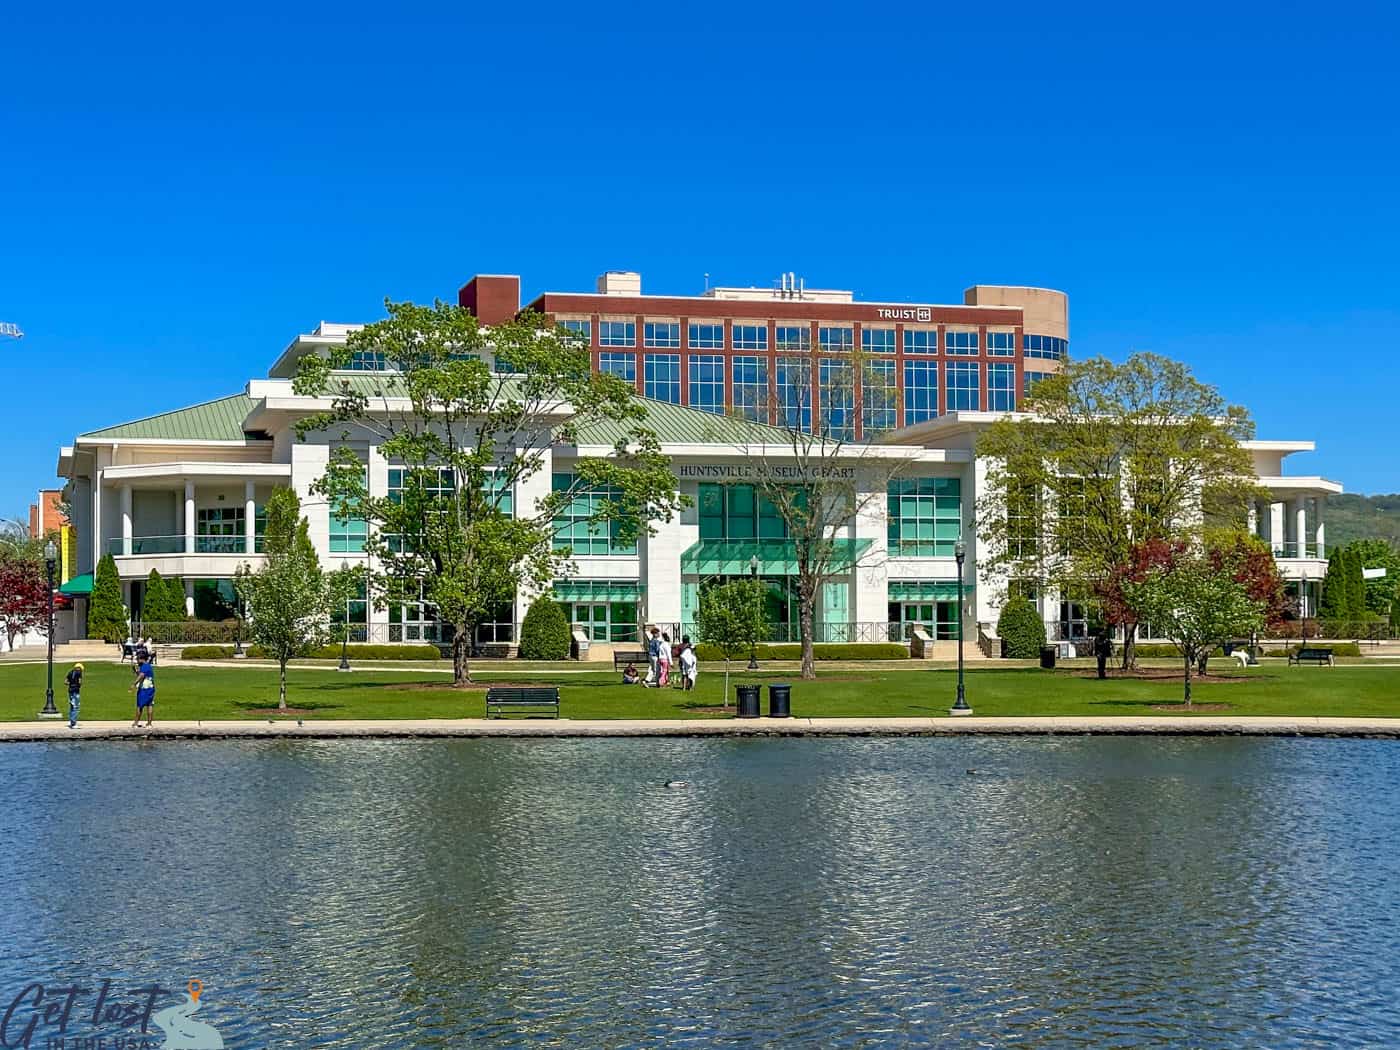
[888, 580, 968, 602]
[552, 579, 644, 603]
[680, 538, 873, 577]
[58, 573, 93, 596]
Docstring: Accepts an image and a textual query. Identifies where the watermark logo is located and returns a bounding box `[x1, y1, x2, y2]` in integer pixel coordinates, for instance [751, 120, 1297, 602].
[0, 978, 224, 1049]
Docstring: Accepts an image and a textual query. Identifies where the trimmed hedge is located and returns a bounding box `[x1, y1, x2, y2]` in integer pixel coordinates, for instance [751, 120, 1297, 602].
[182, 643, 441, 660]
[693, 642, 908, 662]
[520, 599, 572, 660]
[996, 597, 1046, 659]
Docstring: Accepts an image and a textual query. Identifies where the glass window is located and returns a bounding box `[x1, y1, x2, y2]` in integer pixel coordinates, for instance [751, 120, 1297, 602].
[598, 352, 636, 383]
[688, 323, 724, 349]
[862, 328, 896, 353]
[819, 326, 854, 352]
[551, 473, 637, 555]
[732, 356, 768, 422]
[945, 330, 978, 355]
[819, 358, 854, 439]
[559, 319, 591, 343]
[775, 325, 810, 351]
[946, 361, 981, 412]
[688, 354, 725, 414]
[598, 321, 636, 347]
[196, 507, 245, 554]
[349, 350, 387, 371]
[331, 579, 369, 642]
[887, 477, 962, 557]
[1023, 334, 1066, 359]
[987, 331, 1016, 357]
[329, 463, 370, 553]
[862, 359, 898, 436]
[776, 357, 812, 431]
[733, 324, 767, 351]
[389, 580, 441, 643]
[644, 353, 681, 403]
[644, 322, 680, 348]
[903, 360, 938, 425]
[988, 362, 1016, 411]
[560, 600, 639, 643]
[903, 329, 936, 354]
[698, 483, 788, 540]
[1024, 371, 1052, 398]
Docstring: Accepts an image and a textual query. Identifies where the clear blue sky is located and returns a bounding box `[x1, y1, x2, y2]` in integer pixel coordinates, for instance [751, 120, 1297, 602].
[4, 1, 1398, 514]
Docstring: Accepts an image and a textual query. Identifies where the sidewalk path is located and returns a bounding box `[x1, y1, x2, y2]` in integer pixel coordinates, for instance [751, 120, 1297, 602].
[4, 716, 1400, 741]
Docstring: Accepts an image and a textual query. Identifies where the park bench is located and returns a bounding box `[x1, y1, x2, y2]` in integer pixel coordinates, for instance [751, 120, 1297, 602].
[612, 649, 649, 671]
[1288, 647, 1335, 667]
[485, 686, 560, 719]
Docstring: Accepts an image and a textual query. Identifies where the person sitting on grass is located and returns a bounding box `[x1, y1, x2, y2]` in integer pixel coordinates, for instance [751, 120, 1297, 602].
[131, 658, 156, 728]
[622, 662, 640, 685]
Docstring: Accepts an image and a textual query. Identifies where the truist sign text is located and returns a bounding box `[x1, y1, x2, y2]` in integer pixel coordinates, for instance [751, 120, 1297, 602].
[874, 307, 932, 322]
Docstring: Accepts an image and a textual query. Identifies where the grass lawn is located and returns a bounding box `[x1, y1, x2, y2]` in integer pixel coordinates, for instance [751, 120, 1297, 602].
[0, 659, 1396, 721]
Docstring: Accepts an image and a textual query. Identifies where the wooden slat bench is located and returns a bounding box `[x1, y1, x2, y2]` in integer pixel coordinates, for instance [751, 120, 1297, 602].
[1288, 647, 1335, 666]
[485, 686, 560, 719]
[612, 649, 649, 671]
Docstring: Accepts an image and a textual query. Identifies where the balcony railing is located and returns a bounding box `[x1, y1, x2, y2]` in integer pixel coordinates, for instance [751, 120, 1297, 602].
[1273, 542, 1322, 559]
[108, 535, 266, 556]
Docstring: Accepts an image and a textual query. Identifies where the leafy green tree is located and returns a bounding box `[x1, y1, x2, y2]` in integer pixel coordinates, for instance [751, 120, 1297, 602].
[996, 596, 1047, 658]
[234, 489, 338, 710]
[88, 553, 128, 644]
[294, 300, 684, 686]
[1319, 549, 1348, 624]
[1123, 553, 1266, 705]
[1347, 539, 1400, 615]
[518, 597, 571, 660]
[975, 352, 1259, 669]
[140, 569, 188, 625]
[1392, 596, 1400, 630]
[696, 578, 766, 704]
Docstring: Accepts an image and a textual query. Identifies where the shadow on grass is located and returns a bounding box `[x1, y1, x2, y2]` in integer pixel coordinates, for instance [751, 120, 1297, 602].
[229, 699, 345, 712]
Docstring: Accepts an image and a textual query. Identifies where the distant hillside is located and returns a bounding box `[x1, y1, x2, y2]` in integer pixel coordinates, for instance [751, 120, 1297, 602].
[1325, 494, 1400, 548]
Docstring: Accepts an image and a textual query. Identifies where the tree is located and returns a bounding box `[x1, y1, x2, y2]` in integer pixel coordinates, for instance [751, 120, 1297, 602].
[519, 597, 571, 660]
[695, 577, 766, 704]
[976, 352, 1259, 669]
[88, 553, 128, 644]
[234, 489, 339, 710]
[1347, 539, 1400, 616]
[140, 569, 188, 625]
[996, 596, 1047, 658]
[1122, 552, 1266, 705]
[1319, 548, 1349, 624]
[294, 301, 684, 686]
[704, 350, 907, 680]
[0, 557, 48, 651]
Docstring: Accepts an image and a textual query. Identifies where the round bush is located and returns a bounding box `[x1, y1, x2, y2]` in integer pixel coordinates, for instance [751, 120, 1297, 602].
[997, 597, 1047, 659]
[519, 598, 572, 660]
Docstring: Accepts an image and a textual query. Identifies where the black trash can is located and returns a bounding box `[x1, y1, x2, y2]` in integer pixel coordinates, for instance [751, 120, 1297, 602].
[736, 684, 761, 719]
[1040, 644, 1057, 670]
[768, 683, 792, 718]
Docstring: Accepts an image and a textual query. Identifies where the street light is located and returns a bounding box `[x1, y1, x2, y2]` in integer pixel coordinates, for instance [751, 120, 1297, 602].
[38, 540, 60, 718]
[338, 560, 352, 672]
[949, 537, 972, 716]
[747, 553, 760, 670]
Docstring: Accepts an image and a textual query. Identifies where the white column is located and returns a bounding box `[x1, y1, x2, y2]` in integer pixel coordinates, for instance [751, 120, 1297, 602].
[120, 485, 133, 556]
[1269, 503, 1285, 554]
[244, 480, 256, 555]
[183, 481, 196, 554]
[1316, 496, 1326, 559]
[1294, 499, 1307, 558]
[1247, 502, 1258, 538]
[184, 578, 195, 617]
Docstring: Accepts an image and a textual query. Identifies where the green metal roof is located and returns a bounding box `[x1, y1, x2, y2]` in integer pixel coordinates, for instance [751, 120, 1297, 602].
[574, 398, 793, 447]
[79, 394, 259, 442]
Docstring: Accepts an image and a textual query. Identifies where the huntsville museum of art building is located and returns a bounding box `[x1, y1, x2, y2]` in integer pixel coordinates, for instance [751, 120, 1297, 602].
[54, 273, 1341, 654]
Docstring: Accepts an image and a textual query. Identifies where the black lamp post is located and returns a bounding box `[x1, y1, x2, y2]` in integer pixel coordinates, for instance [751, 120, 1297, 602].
[949, 537, 972, 716]
[747, 553, 760, 670]
[39, 540, 60, 718]
[338, 560, 352, 672]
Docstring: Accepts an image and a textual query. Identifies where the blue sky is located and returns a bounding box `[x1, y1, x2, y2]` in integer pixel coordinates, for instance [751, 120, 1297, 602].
[3, 1, 1398, 514]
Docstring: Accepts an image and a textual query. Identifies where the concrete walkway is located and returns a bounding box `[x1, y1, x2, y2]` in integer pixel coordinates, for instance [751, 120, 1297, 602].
[4, 715, 1400, 741]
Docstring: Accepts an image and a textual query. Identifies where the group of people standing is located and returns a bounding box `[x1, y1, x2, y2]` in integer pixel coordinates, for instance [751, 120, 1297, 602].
[621, 628, 698, 690]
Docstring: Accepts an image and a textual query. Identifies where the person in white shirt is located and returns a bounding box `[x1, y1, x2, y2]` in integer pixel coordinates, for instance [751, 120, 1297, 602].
[678, 636, 698, 691]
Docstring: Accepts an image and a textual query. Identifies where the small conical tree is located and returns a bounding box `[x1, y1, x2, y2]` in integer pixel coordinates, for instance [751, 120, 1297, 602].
[163, 575, 189, 622]
[1318, 551, 1347, 625]
[88, 553, 128, 643]
[1344, 546, 1369, 622]
[1391, 597, 1400, 630]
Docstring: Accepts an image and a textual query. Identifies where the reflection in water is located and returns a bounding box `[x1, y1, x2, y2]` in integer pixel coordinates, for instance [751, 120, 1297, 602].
[1, 737, 1398, 1046]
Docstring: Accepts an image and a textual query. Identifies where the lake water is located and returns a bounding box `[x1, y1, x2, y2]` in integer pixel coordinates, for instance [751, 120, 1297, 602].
[2, 736, 1398, 1047]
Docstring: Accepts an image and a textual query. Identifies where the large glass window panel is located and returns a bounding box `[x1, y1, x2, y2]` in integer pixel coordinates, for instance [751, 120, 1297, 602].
[598, 321, 636, 347]
[598, 352, 636, 383]
[550, 473, 637, 555]
[862, 328, 896, 353]
[946, 361, 981, 412]
[644, 322, 680, 348]
[644, 353, 681, 403]
[688, 354, 725, 414]
[776, 357, 812, 431]
[988, 362, 1016, 411]
[731, 355, 768, 422]
[903, 359, 938, 425]
[987, 331, 1016, 357]
[862, 359, 898, 436]
[775, 325, 810, 351]
[1024, 334, 1066, 359]
[903, 329, 936, 354]
[688, 323, 725, 349]
[732, 324, 767, 351]
[887, 477, 963, 557]
[819, 326, 854, 352]
[819, 357, 854, 439]
[945, 330, 978, 356]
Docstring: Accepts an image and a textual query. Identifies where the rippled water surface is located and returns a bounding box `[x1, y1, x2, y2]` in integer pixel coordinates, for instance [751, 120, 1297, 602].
[2, 737, 1399, 1047]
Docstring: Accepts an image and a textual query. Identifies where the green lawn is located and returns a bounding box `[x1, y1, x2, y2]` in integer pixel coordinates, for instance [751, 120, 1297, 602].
[2, 660, 1397, 721]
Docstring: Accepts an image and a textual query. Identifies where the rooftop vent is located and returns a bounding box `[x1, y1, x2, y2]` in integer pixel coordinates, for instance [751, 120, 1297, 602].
[597, 271, 641, 296]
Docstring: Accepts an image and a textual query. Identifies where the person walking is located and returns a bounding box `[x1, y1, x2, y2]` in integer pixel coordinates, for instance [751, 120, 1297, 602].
[65, 663, 84, 728]
[131, 657, 156, 727]
[1094, 629, 1113, 680]
[678, 637, 698, 692]
[658, 632, 673, 688]
[644, 627, 662, 687]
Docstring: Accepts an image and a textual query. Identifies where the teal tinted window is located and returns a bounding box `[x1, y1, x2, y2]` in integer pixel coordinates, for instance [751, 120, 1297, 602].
[887, 477, 962, 557]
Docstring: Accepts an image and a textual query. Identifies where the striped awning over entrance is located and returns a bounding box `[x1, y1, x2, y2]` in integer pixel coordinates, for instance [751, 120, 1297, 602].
[887, 580, 967, 602]
[552, 579, 644, 603]
[680, 539, 872, 577]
